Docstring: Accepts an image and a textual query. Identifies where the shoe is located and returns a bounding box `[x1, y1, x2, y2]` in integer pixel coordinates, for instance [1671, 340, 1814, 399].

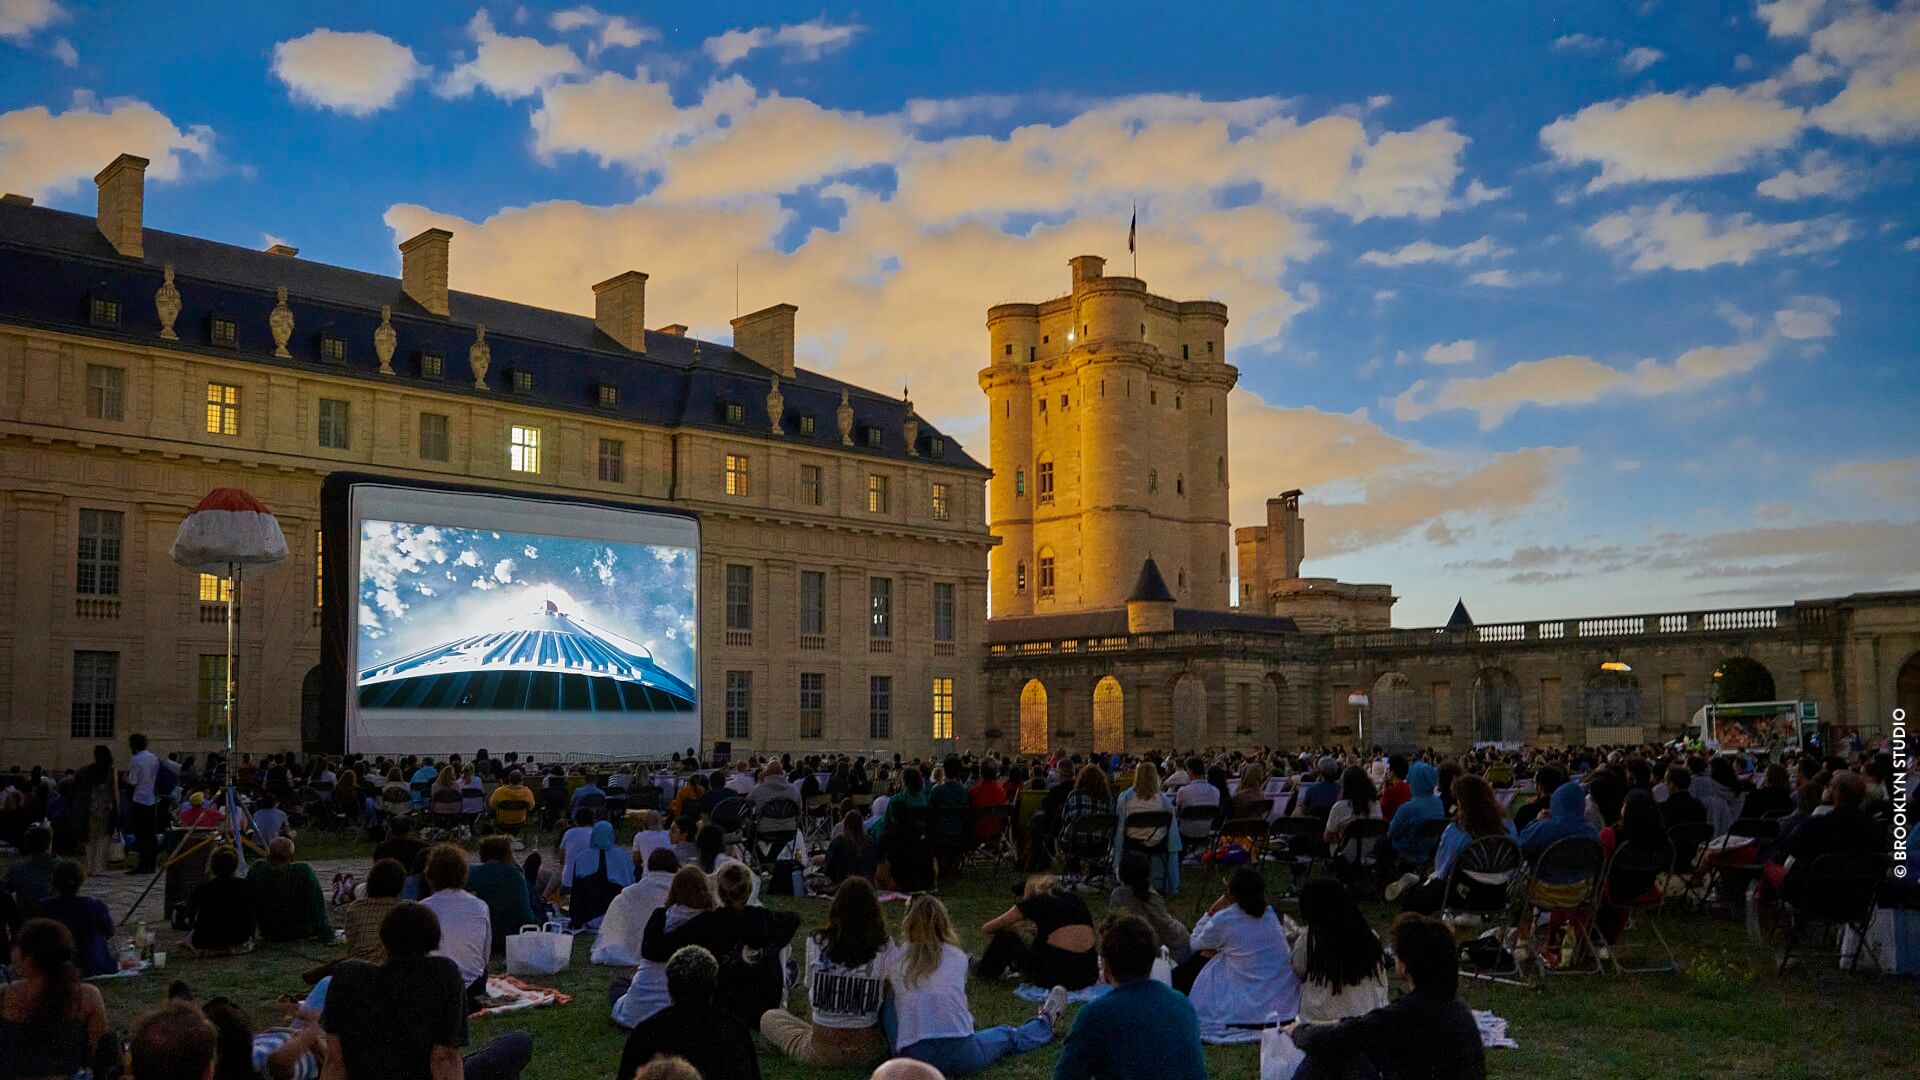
[1039, 985, 1069, 1032]
[1384, 873, 1418, 902]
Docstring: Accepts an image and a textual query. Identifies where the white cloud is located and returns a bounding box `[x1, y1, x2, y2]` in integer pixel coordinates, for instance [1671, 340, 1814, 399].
[1462, 178, 1506, 204]
[1757, 0, 1829, 38]
[438, 11, 583, 100]
[1620, 46, 1665, 73]
[492, 558, 516, 584]
[1906, 236, 1920, 251]
[1540, 86, 1804, 189]
[1553, 33, 1611, 51]
[1357, 235, 1507, 266]
[1819, 456, 1920, 501]
[548, 6, 654, 55]
[1773, 294, 1839, 339]
[1815, 63, 1920, 140]
[1761, 0, 1920, 141]
[49, 35, 73, 66]
[271, 29, 426, 117]
[1756, 149, 1851, 198]
[1394, 341, 1771, 429]
[1585, 197, 1850, 271]
[1467, 267, 1560, 287]
[1424, 339, 1477, 365]
[705, 18, 863, 67]
[0, 0, 62, 41]
[0, 95, 213, 201]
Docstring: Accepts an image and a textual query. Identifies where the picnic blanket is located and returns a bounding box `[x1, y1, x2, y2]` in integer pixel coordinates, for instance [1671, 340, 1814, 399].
[1474, 1009, 1518, 1049]
[471, 975, 572, 1019]
[1014, 982, 1109, 1005]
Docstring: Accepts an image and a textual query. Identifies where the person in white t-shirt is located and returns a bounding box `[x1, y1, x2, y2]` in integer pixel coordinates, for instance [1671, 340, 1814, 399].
[416, 843, 492, 1007]
[124, 733, 160, 874]
[884, 894, 1063, 1075]
[594, 848, 680, 967]
[760, 876, 892, 1068]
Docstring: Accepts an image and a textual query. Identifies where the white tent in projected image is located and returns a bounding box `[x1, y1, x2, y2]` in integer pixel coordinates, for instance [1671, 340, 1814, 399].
[358, 599, 695, 714]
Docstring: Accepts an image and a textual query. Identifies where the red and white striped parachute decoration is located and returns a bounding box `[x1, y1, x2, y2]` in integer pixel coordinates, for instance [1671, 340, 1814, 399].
[169, 488, 290, 572]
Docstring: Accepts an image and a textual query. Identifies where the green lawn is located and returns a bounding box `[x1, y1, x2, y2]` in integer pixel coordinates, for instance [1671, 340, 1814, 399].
[71, 834, 1916, 1079]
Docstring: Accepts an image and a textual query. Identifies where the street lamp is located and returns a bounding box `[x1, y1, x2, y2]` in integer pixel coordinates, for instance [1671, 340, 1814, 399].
[1600, 660, 1633, 673]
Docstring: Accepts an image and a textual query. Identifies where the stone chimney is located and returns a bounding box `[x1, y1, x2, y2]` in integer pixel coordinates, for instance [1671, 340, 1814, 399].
[655, 324, 688, 337]
[1069, 254, 1105, 289]
[266, 243, 299, 257]
[94, 153, 148, 259]
[1, 193, 33, 206]
[399, 228, 452, 317]
[731, 303, 797, 378]
[592, 271, 648, 353]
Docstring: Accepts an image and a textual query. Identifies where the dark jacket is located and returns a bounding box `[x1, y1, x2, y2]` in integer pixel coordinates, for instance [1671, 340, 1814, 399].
[616, 1002, 761, 1080]
[1776, 805, 1884, 903]
[642, 904, 801, 1026]
[1294, 987, 1487, 1080]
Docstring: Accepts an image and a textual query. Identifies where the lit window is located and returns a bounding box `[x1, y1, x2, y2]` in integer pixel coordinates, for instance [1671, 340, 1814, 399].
[314, 531, 324, 608]
[597, 383, 618, 408]
[76, 509, 123, 596]
[931, 482, 951, 521]
[318, 336, 346, 364]
[598, 438, 624, 483]
[869, 675, 892, 740]
[933, 582, 955, 642]
[71, 651, 118, 739]
[931, 677, 954, 740]
[725, 453, 749, 496]
[869, 577, 892, 638]
[89, 296, 120, 327]
[1038, 550, 1055, 599]
[725, 671, 752, 739]
[317, 398, 350, 450]
[1016, 561, 1027, 594]
[208, 316, 237, 347]
[724, 402, 744, 424]
[86, 365, 125, 421]
[725, 565, 753, 630]
[419, 353, 444, 380]
[205, 383, 240, 436]
[866, 427, 882, 448]
[799, 672, 825, 739]
[798, 415, 816, 436]
[1037, 459, 1054, 504]
[419, 413, 450, 461]
[198, 573, 232, 602]
[1148, 469, 1158, 494]
[868, 474, 890, 513]
[799, 464, 822, 506]
[509, 425, 541, 473]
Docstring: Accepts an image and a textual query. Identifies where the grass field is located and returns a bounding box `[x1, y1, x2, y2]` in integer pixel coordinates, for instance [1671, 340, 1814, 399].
[68, 831, 1915, 1080]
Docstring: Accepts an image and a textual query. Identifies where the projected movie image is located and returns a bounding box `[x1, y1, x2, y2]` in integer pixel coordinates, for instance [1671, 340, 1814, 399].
[353, 518, 697, 750]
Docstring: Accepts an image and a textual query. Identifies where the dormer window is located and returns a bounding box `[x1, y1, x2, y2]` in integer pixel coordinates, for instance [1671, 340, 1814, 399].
[798, 415, 816, 436]
[418, 352, 444, 380]
[596, 383, 618, 408]
[318, 335, 346, 365]
[723, 401, 745, 424]
[511, 369, 534, 394]
[865, 427, 882, 448]
[209, 316, 238, 348]
[928, 436, 945, 458]
[89, 296, 121, 328]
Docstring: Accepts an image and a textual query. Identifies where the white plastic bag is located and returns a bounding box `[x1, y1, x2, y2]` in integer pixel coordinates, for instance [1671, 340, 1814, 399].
[1261, 1015, 1305, 1080]
[1150, 946, 1173, 985]
[506, 921, 573, 977]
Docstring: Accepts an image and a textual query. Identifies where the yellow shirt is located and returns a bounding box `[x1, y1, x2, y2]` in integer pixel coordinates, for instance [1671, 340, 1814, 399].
[489, 784, 535, 825]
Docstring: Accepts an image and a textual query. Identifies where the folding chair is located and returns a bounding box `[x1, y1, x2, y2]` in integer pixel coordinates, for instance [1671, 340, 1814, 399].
[1177, 804, 1221, 860]
[711, 797, 750, 849]
[967, 803, 1016, 868]
[429, 787, 467, 840]
[1702, 817, 1780, 906]
[492, 798, 533, 844]
[1775, 851, 1889, 974]
[1442, 834, 1528, 986]
[1601, 840, 1679, 975]
[1057, 812, 1118, 890]
[1120, 809, 1174, 891]
[1666, 822, 1717, 909]
[752, 797, 802, 868]
[1332, 817, 1389, 887]
[1267, 817, 1322, 895]
[1522, 836, 1609, 979]
[802, 793, 835, 847]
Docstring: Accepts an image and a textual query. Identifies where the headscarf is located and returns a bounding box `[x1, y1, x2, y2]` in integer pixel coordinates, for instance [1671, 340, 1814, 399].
[573, 820, 636, 885]
[1518, 779, 1599, 855]
[1387, 761, 1446, 857]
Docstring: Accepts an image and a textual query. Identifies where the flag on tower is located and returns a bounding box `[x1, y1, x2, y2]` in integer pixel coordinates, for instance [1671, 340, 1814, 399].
[1128, 205, 1137, 253]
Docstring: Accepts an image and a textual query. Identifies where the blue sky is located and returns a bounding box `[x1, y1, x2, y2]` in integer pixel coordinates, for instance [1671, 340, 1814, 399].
[3, 0, 1916, 624]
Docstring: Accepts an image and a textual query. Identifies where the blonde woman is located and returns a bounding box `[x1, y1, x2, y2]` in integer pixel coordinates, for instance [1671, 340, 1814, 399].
[885, 895, 1063, 1074]
[976, 874, 1098, 989]
[1113, 761, 1181, 893]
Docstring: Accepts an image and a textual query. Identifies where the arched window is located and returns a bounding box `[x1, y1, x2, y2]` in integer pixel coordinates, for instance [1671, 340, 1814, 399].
[1015, 468, 1025, 496]
[1217, 455, 1225, 483]
[1016, 560, 1027, 593]
[1147, 469, 1158, 494]
[1038, 548, 1056, 599]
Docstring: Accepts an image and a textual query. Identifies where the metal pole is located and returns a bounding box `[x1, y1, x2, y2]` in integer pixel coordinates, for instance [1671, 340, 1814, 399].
[225, 562, 243, 849]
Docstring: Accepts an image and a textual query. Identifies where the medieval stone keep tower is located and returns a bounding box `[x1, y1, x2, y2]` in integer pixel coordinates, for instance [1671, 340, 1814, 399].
[981, 255, 1238, 618]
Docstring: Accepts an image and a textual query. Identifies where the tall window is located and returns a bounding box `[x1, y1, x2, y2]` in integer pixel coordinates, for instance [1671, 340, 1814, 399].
[1148, 469, 1158, 494]
[419, 412, 450, 461]
[799, 673, 825, 739]
[799, 464, 822, 506]
[725, 454, 749, 496]
[931, 677, 954, 740]
[314, 530, 324, 608]
[930, 482, 951, 521]
[1036, 458, 1054, 503]
[869, 577, 892, 638]
[867, 474, 889, 513]
[869, 675, 893, 740]
[800, 570, 827, 636]
[198, 573, 232, 602]
[318, 398, 350, 449]
[1015, 468, 1025, 496]
[196, 654, 231, 739]
[76, 509, 123, 595]
[724, 671, 752, 739]
[71, 651, 118, 738]
[598, 438, 624, 483]
[509, 425, 541, 473]
[1038, 550, 1056, 599]
[86, 365, 124, 421]
[932, 582, 955, 642]
[205, 383, 239, 436]
[725, 565, 753, 630]
[1016, 560, 1027, 594]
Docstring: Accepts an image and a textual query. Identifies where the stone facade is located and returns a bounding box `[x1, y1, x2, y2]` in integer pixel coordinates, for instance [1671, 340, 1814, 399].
[0, 157, 991, 768]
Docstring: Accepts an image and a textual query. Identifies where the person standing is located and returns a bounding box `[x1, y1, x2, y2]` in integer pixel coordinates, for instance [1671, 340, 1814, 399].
[78, 746, 116, 874]
[126, 733, 160, 874]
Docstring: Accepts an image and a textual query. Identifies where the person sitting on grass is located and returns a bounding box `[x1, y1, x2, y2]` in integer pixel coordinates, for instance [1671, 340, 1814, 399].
[975, 874, 1099, 991]
[873, 1061, 946, 1080]
[1053, 914, 1207, 1080]
[1291, 912, 1486, 1080]
[761, 876, 893, 1068]
[468, 835, 537, 955]
[248, 838, 333, 945]
[185, 845, 255, 954]
[885, 894, 1063, 1075]
[633, 1057, 703, 1080]
[616, 945, 761, 1080]
[563, 820, 634, 930]
[129, 1000, 218, 1080]
[340, 858, 406, 964]
[0, 918, 110, 1078]
[645, 862, 800, 1027]
[320, 901, 532, 1080]
[371, 816, 425, 872]
[203, 994, 324, 1080]
[417, 843, 492, 1008]
[1180, 867, 1298, 1039]
[824, 810, 881, 887]
[1107, 851, 1188, 962]
[1288, 879, 1389, 1024]
[34, 860, 115, 977]
[4, 825, 59, 913]
[596, 848, 679, 966]
[615, 866, 717, 1029]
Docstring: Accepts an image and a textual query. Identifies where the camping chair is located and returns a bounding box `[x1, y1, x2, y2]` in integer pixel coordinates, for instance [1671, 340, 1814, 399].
[537, 781, 569, 831]
[378, 786, 413, 825]
[752, 797, 802, 868]
[711, 797, 750, 848]
[1267, 817, 1322, 895]
[492, 797, 533, 842]
[802, 793, 834, 845]
[1057, 812, 1118, 891]
[1442, 834, 1527, 986]
[573, 790, 608, 823]
[929, 803, 974, 883]
[1177, 804, 1221, 858]
[1665, 822, 1717, 908]
[1522, 836, 1609, 979]
[428, 787, 467, 840]
[1774, 851, 1889, 975]
[603, 789, 629, 821]
[967, 803, 1016, 868]
[628, 784, 665, 812]
[1601, 840, 1679, 975]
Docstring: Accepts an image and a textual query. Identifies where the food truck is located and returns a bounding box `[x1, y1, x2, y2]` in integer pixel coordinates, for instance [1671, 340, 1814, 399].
[1688, 700, 1821, 754]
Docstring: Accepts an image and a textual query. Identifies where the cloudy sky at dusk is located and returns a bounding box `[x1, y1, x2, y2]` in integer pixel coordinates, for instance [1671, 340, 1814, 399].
[3, 1, 1915, 624]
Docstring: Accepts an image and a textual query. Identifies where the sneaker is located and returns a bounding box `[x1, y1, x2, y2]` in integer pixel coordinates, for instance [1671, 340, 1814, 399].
[1039, 985, 1069, 1032]
[1384, 873, 1419, 903]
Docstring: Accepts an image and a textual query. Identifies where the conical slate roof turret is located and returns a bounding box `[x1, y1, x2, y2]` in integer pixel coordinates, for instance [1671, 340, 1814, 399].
[1129, 557, 1176, 603]
[1446, 598, 1474, 631]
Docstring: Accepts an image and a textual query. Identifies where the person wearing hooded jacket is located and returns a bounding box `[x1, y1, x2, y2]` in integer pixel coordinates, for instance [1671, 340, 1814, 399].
[565, 820, 635, 930]
[1385, 762, 1445, 866]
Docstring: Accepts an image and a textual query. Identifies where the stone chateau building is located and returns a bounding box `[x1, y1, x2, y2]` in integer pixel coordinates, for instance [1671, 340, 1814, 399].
[1, 157, 1915, 767]
[0, 154, 990, 768]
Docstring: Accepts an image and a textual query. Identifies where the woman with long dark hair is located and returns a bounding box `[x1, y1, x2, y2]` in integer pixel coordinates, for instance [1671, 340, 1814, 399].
[1388, 774, 1517, 915]
[0, 918, 107, 1078]
[1323, 766, 1382, 863]
[1289, 879, 1388, 1023]
[1597, 790, 1668, 944]
[1184, 867, 1299, 1039]
[77, 745, 115, 873]
[760, 876, 892, 1067]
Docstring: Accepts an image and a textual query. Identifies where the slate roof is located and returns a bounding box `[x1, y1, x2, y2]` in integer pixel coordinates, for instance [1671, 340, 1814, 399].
[986, 607, 1298, 643]
[1128, 557, 1176, 603]
[1445, 599, 1474, 631]
[0, 200, 983, 472]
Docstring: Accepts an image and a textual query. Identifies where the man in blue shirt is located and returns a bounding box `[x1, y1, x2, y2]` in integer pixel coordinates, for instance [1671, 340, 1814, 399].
[1053, 915, 1206, 1080]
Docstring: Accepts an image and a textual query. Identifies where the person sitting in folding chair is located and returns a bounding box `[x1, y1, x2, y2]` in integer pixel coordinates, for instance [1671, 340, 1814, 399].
[1387, 775, 1516, 913]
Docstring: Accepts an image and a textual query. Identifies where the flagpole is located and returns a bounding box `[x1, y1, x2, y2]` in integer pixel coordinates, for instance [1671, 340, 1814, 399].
[1131, 202, 1137, 278]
